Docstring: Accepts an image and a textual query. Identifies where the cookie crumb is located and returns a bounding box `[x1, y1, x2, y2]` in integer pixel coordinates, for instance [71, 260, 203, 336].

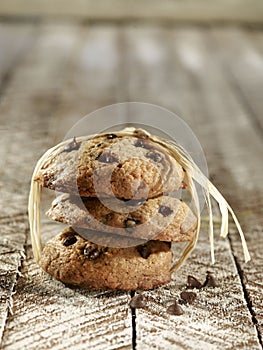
[129, 294, 146, 309]
[167, 301, 184, 316]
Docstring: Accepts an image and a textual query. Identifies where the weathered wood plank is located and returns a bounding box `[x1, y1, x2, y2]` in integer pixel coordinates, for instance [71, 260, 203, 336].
[1, 22, 262, 349]
[210, 27, 263, 346]
[171, 27, 263, 346]
[0, 22, 36, 343]
[210, 28, 263, 137]
[0, 24, 132, 349]
[0, 0, 263, 23]
[124, 25, 262, 349]
[47, 24, 124, 144]
[135, 228, 259, 350]
[0, 23, 35, 81]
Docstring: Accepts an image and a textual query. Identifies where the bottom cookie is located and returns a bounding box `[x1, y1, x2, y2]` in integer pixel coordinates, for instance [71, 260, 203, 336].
[39, 228, 173, 290]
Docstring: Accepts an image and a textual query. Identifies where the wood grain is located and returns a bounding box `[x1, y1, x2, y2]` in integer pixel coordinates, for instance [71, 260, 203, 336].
[0, 22, 262, 349]
[124, 25, 262, 349]
[172, 27, 263, 347]
[211, 27, 263, 346]
[0, 24, 132, 349]
[171, 26, 263, 348]
[0, 22, 36, 342]
[211, 27, 263, 141]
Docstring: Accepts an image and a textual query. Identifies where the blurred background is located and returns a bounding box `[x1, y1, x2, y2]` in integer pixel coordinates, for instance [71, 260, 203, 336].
[0, 0, 262, 139]
[0, 0, 262, 192]
[0, 0, 262, 23]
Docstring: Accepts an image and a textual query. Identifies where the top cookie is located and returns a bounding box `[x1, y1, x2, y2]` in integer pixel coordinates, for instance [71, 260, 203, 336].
[34, 133, 184, 199]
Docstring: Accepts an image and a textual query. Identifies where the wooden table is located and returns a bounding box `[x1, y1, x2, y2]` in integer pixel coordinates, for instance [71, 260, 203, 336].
[0, 21, 262, 349]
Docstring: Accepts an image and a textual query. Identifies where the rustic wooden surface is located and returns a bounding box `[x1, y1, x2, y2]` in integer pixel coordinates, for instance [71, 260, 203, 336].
[0, 0, 263, 24]
[0, 21, 262, 349]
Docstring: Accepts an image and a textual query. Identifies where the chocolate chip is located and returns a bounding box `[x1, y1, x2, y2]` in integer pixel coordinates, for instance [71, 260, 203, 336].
[106, 134, 118, 139]
[129, 294, 146, 309]
[180, 291, 197, 304]
[98, 152, 118, 163]
[134, 138, 151, 149]
[83, 244, 103, 260]
[63, 235, 77, 247]
[187, 275, 202, 289]
[146, 151, 163, 162]
[203, 271, 218, 288]
[137, 244, 151, 259]
[96, 143, 102, 147]
[167, 301, 184, 316]
[64, 137, 80, 152]
[158, 205, 173, 217]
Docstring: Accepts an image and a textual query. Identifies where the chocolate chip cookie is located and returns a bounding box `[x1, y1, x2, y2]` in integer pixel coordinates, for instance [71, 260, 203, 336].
[34, 134, 184, 199]
[47, 194, 197, 242]
[40, 228, 173, 290]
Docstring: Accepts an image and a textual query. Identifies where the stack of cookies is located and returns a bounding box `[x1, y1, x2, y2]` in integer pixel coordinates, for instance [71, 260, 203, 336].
[34, 129, 197, 290]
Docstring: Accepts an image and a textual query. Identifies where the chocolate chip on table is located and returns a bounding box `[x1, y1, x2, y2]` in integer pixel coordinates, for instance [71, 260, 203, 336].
[98, 152, 118, 163]
[64, 137, 80, 152]
[187, 275, 203, 289]
[203, 271, 218, 288]
[83, 244, 103, 260]
[146, 151, 163, 162]
[167, 301, 184, 316]
[158, 205, 173, 217]
[63, 235, 77, 247]
[106, 133, 118, 139]
[134, 138, 151, 149]
[129, 294, 146, 309]
[180, 291, 197, 304]
[137, 244, 152, 259]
